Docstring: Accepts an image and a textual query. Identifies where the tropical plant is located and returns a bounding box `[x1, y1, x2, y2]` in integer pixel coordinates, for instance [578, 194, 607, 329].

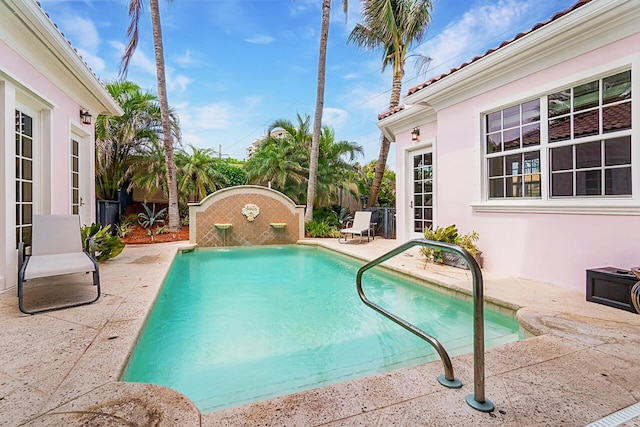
[95, 81, 164, 201]
[137, 203, 167, 229]
[245, 114, 363, 207]
[176, 144, 226, 203]
[305, 219, 340, 238]
[353, 160, 396, 207]
[121, 0, 180, 231]
[115, 221, 135, 238]
[306, 0, 349, 222]
[81, 224, 125, 262]
[332, 205, 352, 226]
[420, 224, 479, 262]
[349, 0, 433, 206]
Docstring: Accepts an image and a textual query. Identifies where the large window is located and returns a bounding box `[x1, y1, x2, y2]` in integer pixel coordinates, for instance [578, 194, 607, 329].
[15, 109, 34, 247]
[484, 70, 632, 201]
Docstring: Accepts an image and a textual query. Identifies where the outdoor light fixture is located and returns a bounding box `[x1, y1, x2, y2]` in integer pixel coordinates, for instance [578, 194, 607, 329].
[80, 108, 92, 125]
[411, 127, 420, 141]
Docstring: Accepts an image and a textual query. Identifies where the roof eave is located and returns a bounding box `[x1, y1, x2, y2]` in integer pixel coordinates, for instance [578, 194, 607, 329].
[7, 0, 122, 116]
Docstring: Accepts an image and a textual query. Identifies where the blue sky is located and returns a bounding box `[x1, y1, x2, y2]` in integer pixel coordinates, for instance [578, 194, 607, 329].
[40, 0, 577, 164]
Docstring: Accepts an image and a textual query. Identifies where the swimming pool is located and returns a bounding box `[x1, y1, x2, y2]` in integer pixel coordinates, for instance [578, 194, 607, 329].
[122, 245, 519, 413]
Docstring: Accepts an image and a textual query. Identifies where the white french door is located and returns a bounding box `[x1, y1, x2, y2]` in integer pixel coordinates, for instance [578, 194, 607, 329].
[408, 147, 434, 238]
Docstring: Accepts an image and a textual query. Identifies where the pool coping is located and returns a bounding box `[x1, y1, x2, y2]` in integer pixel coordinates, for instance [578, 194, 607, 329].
[1, 239, 639, 426]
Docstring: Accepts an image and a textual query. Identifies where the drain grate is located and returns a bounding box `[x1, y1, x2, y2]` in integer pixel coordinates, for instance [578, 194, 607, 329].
[585, 402, 640, 427]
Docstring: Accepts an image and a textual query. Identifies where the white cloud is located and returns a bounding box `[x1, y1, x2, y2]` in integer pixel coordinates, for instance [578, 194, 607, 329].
[175, 49, 199, 67]
[415, 0, 535, 78]
[109, 40, 156, 76]
[169, 75, 192, 93]
[244, 35, 275, 45]
[323, 107, 349, 129]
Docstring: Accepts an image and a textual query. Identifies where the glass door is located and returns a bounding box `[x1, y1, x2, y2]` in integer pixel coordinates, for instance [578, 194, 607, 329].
[411, 149, 433, 237]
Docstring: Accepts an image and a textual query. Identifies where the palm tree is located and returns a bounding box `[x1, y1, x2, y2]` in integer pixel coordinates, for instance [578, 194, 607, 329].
[316, 126, 364, 206]
[349, 0, 433, 206]
[176, 144, 226, 203]
[95, 80, 164, 201]
[245, 115, 310, 202]
[121, 0, 181, 231]
[306, 0, 349, 223]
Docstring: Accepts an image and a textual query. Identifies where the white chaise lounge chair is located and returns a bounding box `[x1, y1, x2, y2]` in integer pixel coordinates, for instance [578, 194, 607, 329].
[18, 215, 100, 315]
[339, 211, 373, 243]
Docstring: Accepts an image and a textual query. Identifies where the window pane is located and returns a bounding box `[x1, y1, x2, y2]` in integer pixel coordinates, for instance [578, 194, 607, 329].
[487, 133, 501, 153]
[487, 111, 501, 133]
[503, 105, 520, 128]
[603, 70, 631, 104]
[523, 173, 541, 198]
[72, 189, 79, 204]
[576, 141, 601, 169]
[424, 196, 433, 206]
[414, 208, 423, 220]
[576, 170, 601, 195]
[548, 90, 570, 117]
[551, 146, 573, 171]
[22, 137, 33, 158]
[22, 114, 33, 137]
[15, 157, 20, 179]
[488, 157, 503, 177]
[72, 172, 79, 188]
[574, 110, 599, 138]
[414, 222, 422, 233]
[603, 102, 631, 133]
[414, 195, 422, 207]
[413, 155, 423, 168]
[22, 159, 32, 180]
[548, 116, 571, 142]
[22, 203, 32, 224]
[15, 110, 21, 132]
[506, 176, 522, 197]
[72, 140, 79, 156]
[505, 154, 522, 175]
[15, 134, 20, 156]
[523, 151, 540, 173]
[522, 123, 540, 147]
[503, 128, 520, 151]
[22, 182, 32, 202]
[522, 99, 540, 123]
[574, 80, 599, 111]
[605, 167, 631, 195]
[424, 208, 433, 221]
[551, 172, 573, 196]
[414, 182, 422, 193]
[22, 225, 32, 246]
[605, 136, 631, 166]
[489, 178, 504, 198]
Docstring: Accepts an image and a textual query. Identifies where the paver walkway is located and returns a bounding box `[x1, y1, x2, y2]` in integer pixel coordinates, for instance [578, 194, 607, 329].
[0, 239, 638, 426]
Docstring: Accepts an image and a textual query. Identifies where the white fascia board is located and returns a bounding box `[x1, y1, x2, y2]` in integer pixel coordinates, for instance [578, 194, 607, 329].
[3, 0, 122, 116]
[404, 0, 640, 111]
[377, 105, 436, 141]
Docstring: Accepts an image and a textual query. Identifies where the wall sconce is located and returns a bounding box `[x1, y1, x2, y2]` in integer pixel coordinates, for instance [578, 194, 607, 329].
[411, 127, 420, 141]
[80, 108, 92, 125]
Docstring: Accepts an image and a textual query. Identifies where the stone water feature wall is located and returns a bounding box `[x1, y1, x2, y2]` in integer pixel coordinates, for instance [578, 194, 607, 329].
[189, 186, 305, 247]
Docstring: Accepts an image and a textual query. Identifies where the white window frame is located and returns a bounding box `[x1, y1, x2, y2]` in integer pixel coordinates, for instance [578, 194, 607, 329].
[473, 60, 639, 215]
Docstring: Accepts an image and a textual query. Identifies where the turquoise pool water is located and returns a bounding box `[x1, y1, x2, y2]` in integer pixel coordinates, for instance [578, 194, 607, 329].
[122, 246, 519, 413]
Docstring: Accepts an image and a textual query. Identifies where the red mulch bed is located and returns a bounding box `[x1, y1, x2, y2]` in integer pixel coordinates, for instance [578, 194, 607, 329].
[119, 202, 189, 245]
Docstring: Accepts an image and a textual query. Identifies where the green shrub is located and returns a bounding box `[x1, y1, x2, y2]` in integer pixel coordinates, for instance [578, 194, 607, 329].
[305, 219, 340, 238]
[420, 224, 479, 262]
[81, 223, 125, 262]
[115, 222, 135, 238]
[313, 208, 340, 227]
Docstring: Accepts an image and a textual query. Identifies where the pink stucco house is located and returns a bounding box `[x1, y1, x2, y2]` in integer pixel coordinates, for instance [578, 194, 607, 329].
[378, 0, 639, 292]
[0, 0, 122, 291]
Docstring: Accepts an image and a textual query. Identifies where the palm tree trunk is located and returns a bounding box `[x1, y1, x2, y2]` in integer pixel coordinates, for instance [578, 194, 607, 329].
[305, 0, 331, 223]
[149, 0, 180, 230]
[368, 69, 403, 206]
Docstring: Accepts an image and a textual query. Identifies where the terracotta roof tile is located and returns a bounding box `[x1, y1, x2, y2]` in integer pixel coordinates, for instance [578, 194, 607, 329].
[378, 0, 593, 120]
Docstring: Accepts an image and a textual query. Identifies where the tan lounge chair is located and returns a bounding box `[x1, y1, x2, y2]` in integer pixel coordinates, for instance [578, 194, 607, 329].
[339, 211, 373, 243]
[18, 215, 100, 315]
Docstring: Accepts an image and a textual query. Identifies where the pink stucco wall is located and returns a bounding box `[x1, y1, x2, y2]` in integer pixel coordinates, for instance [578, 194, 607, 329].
[395, 34, 640, 291]
[1, 39, 96, 220]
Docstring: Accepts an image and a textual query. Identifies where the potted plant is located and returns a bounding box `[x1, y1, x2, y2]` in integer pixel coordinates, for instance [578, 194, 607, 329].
[420, 224, 481, 269]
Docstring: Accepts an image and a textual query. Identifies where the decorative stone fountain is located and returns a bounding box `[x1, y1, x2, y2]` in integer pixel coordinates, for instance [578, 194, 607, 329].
[189, 185, 305, 247]
[631, 267, 640, 314]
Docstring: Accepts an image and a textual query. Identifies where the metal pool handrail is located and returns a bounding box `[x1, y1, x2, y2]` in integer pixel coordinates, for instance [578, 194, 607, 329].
[355, 238, 494, 412]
